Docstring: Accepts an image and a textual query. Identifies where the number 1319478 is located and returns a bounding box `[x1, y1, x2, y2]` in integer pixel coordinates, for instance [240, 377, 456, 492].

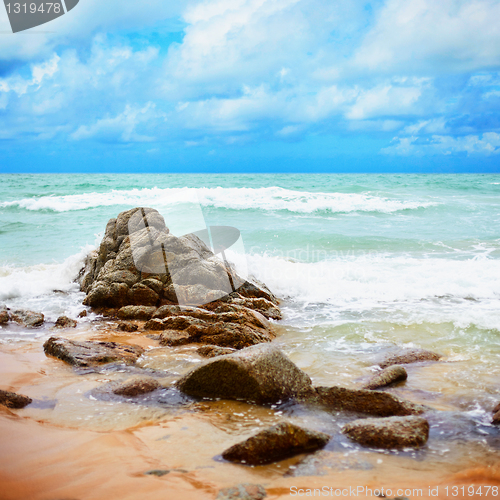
[5, 3, 61, 14]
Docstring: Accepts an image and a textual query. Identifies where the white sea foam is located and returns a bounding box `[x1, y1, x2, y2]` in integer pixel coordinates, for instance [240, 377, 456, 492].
[1, 186, 438, 214]
[0, 245, 94, 321]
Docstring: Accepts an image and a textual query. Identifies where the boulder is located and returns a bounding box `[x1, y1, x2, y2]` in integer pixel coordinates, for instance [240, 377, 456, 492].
[197, 346, 236, 358]
[0, 389, 32, 409]
[216, 484, 267, 500]
[362, 365, 408, 390]
[177, 344, 313, 404]
[0, 308, 9, 324]
[309, 386, 425, 417]
[43, 337, 144, 367]
[10, 309, 44, 328]
[117, 305, 157, 321]
[342, 416, 429, 449]
[379, 348, 442, 368]
[117, 322, 138, 332]
[54, 316, 77, 328]
[112, 377, 161, 397]
[222, 422, 330, 465]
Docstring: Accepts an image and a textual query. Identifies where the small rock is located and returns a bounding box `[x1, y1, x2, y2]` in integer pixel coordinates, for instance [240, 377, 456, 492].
[309, 386, 425, 416]
[0, 389, 32, 409]
[112, 377, 161, 396]
[117, 305, 157, 321]
[342, 416, 429, 449]
[493, 402, 500, 413]
[177, 343, 313, 404]
[78, 310, 88, 318]
[492, 410, 500, 425]
[144, 469, 170, 477]
[0, 309, 9, 324]
[117, 322, 138, 332]
[362, 365, 408, 390]
[10, 309, 44, 328]
[216, 484, 267, 500]
[222, 422, 330, 465]
[55, 316, 77, 328]
[197, 346, 236, 358]
[379, 348, 442, 369]
[44, 337, 144, 367]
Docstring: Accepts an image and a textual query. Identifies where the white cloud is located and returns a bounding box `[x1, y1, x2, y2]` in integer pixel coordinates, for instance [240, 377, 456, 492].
[382, 132, 500, 155]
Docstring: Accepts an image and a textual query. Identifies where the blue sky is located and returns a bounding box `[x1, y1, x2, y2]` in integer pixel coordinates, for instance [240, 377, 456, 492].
[0, 0, 499, 172]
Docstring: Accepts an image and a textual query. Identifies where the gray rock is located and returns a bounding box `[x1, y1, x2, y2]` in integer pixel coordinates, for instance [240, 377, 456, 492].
[216, 484, 267, 500]
[222, 422, 330, 465]
[0, 389, 32, 409]
[10, 309, 44, 328]
[362, 365, 408, 390]
[379, 348, 442, 368]
[342, 416, 429, 449]
[55, 316, 77, 328]
[309, 386, 425, 416]
[177, 343, 313, 404]
[43, 336, 144, 367]
[197, 345, 236, 358]
[112, 377, 161, 396]
[117, 305, 157, 320]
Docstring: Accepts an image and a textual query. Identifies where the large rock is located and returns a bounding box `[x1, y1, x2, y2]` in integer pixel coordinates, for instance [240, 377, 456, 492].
[177, 344, 313, 404]
[342, 416, 429, 449]
[43, 337, 144, 367]
[222, 422, 330, 465]
[362, 365, 408, 390]
[10, 309, 44, 328]
[309, 386, 425, 417]
[117, 305, 157, 320]
[379, 348, 442, 368]
[0, 389, 32, 409]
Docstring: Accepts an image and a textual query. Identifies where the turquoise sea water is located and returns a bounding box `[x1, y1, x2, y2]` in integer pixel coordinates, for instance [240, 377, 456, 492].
[1, 174, 500, 458]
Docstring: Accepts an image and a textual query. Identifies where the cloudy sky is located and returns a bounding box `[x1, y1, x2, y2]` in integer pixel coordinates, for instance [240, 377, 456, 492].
[1, 0, 500, 172]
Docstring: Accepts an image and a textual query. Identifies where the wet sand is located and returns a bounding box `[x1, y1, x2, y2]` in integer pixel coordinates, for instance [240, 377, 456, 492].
[1, 323, 499, 500]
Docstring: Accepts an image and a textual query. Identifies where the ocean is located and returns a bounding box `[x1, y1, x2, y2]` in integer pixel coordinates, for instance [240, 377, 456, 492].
[1, 173, 500, 475]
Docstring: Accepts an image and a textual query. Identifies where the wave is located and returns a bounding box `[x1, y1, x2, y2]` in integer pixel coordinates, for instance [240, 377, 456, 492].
[0, 186, 438, 214]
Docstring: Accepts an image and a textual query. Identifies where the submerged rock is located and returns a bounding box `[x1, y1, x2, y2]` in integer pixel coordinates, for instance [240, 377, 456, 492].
[222, 422, 330, 465]
[177, 343, 313, 404]
[54, 316, 77, 328]
[216, 484, 267, 500]
[0, 308, 9, 324]
[342, 416, 429, 449]
[362, 365, 408, 390]
[379, 348, 442, 368]
[112, 377, 161, 396]
[310, 386, 425, 416]
[43, 336, 144, 367]
[197, 345, 236, 358]
[0, 389, 32, 409]
[10, 309, 44, 328]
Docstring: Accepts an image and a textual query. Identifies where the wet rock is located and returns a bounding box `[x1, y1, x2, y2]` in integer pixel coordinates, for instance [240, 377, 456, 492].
[206, 295, 282, 321]
[144, 469, 170, 477]
[379, 348, 442, 368]
[197, 345, 236, 358]
[0, 389, 32, 409]
[0, 308, 9, 324]
[78, 310, 87, 318]
[159, 331, 191, 346]
[44, 336, 144, 367]
[309, 386, 425, 417]
[222, 422, 330, 465]
[493, 402, 500, 413]
[55, 316, 77, 328]
[362, 365, 408, 390]
[152, 304, 183, 319]
[233, 278, 279, 306]
[177, 343, 313, 404]
[112, 377, 161, 396]
[10, 309, 44, 328]
[216, 484, 267, 500]
[117, 305, 157, 321]
[492, 410, 500, 425]
[117, 322, 138, 332]
[342, 416, 429, 449]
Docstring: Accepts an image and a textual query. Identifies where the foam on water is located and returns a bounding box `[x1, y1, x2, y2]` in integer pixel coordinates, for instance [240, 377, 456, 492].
[1, 186, 438, 214]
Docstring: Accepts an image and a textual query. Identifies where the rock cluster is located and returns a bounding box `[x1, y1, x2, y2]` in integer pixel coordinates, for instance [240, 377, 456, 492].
[0, 307, 44, 328]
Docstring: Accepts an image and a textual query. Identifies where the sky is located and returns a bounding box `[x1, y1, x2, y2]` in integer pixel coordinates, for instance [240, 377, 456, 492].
[0, 0, 500, 173]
